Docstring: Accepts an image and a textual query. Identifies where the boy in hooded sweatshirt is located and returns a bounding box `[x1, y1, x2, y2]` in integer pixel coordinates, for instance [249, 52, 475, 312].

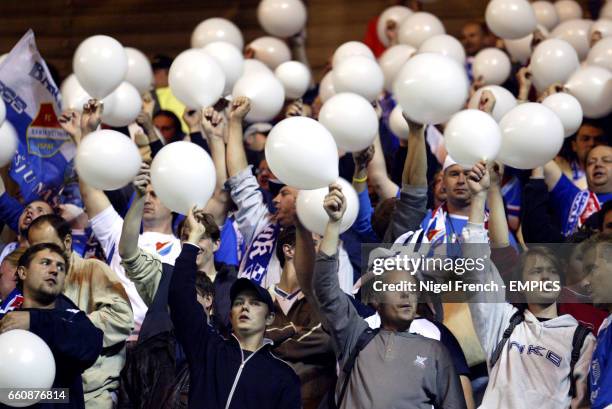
[462, 161, 595, 409]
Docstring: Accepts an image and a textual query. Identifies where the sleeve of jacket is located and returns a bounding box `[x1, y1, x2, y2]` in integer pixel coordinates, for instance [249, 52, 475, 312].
[273, 323, 334, 362]
[383, 185, 428, 243]
[570, 333, 596, 409]
[521, 178, 564, 243]
[434, 344, 467, 409]
[121, 247, 163, 306]
[349, 189, 379, 243]
[226, 166, 271, 247]
[86, 260, 134, 348]
[0, 192, 24, 233]
[29, 309, 103, 373]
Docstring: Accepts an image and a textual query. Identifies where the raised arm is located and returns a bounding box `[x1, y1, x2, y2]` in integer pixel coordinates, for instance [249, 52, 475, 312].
[118, 163, 149, 261]
[0, 176, 24, 233]
[487, 163, 510, 247]
[542, 160, 563, 191]
[288, 30, 314, 89]
[294, 220, 316, 299]
[226, 97, 251, 177]
[367, 133, 399, 200]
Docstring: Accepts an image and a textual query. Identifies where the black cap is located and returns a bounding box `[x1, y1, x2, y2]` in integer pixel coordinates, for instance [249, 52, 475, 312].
[230, 278, 275, 313]
[151, 54, 173, 70]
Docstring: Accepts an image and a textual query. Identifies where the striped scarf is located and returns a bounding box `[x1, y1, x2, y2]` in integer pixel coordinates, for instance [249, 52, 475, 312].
[0, 288, 24, 319]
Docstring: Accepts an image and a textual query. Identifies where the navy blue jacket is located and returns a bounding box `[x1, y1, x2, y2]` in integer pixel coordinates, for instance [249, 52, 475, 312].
[168, 244, 301, 409]
[0, 294, 103, 409]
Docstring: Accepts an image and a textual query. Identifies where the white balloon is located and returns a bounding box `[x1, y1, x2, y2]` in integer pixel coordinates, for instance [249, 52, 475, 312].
[275, 61, 311, 99]
[242, 59, 274, 77]
[332, 41, 375, 68]
[586, 37, 612, 70]
[0, 98, 5, 126]
[319, 71, 336, 103]
[394, 53, 469, 124]
[497, 103, 564, 169]
[296, 178, 359, 235]
[377, 6, 414, 47]
[565, 65, 612, 118]
[191, 18, 244, 50]
[418, 34, 466, 65]
[0, 330, 56, 407]
[473, 48, 512, 85]
[332, 56, 384, 102]
[232, 72, 285, 122]
[60, 74, 91, 112]
[444, 109, 502, 167]
[73, 35, 128, 99]
[101, 82, 142, 127]
[203, 41, 245, 95]
[169, 49, 225, 109]
[532, 1, 560, 31]
[591, 19, 612, 39]
[541, 92, 583, 137]
[468, 85, 518, 122]
[486, 0, 537, 39]
[552, 19, 593, 60]
[124, 47, 153, 95]
[257, 0, 307, 38]
[248, 36, 292, 69]
[398, 12, 446, 48]
[319, 93, 378, 152]
[555, 0, 583, 22]
[530, 38, 580, 92]
[0, 121, 18, 167]
[150, 141, 216, 214]
[602, 2, 612, 19]
[379, 44, 416, 92]
[504, 25, 550, 64]
[75, 130, 142, 190]
[389, 105, 410, 140]
[265, 117, 339, 189]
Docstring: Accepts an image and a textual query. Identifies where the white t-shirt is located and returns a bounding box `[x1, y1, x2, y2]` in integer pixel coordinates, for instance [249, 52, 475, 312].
[91, 205, 181, 330]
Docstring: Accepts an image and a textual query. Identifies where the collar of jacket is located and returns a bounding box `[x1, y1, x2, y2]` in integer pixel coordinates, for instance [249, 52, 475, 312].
[229, 333, 274, 361]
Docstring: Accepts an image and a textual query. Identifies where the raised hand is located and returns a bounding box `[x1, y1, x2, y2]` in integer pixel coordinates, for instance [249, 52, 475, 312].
[469, 75, 485, 99]
[229, 96, 251, 121]
[353, 145, 375, 171]
[385, 20, 399, 46]
[142, 92, 155, 117]
[517, 67, 532, 101]
[478, 90, 496, 114]
[132, 162, 151, 197]
[488, 161, 504, 187]
[467, 160, 490, 196]
[201, 107, 226, 141]
[81, 99, 103, 136]
[58, 110, 82, 145]
[401, 111, 425, 133]
[285, 99, 304, 117]
[186, 206, 207, 243]
[136, 110, 155, 133]
[323, 183, 347, 222]
[183, 108, 202, 133]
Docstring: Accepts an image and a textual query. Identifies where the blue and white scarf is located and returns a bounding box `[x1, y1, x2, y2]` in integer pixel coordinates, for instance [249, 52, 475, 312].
[241, 223, 281, 286]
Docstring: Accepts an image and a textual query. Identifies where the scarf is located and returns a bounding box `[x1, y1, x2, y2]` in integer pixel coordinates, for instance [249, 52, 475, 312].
[241, 222, 281, 286]
[565, 190, 601, 236]
[0, 288, 24, 319]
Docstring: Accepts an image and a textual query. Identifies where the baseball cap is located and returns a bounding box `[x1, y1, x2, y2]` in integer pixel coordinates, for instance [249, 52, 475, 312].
[151, 54, 173, 70]
[230, 278, 275, 313]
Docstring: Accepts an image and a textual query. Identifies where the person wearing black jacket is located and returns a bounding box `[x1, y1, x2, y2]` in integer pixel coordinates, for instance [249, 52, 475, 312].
[168, 207, 301, 409]
[0, 243, 103, 409]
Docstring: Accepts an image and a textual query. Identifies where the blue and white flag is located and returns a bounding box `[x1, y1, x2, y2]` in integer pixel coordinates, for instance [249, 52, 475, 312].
[0, 30, 75, 203]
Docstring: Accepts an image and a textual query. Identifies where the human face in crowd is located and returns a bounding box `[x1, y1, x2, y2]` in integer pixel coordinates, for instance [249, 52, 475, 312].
[153, 113, 178, 142]
[153, 68, 169, 88]
[230, 289, 274, 338]
[257, 160, 272, 191]
[572, 124, 604, 165]
[0, 260, 18, 301]
[521, 254, 562, 304]
[582, 243, 612, 308]
[433, 171, 447, 208]
[197, 291, 214, 315]
[585, 145, 612, 194]
[375, 270, 418, 332]
[443, 165, 472, 208]
[17, 249, 67, 305]
[603, 210, 612, 234]
[566, 243, 587, 287]
[461, 23, 486, 56]
[272, 186, 298, 227]
[180, 225, 219, 270]
[143, 184, 173, 225]
[245, 132, 267, 152]
[18, 201, 53, 234]
[27, 221, 72, 259]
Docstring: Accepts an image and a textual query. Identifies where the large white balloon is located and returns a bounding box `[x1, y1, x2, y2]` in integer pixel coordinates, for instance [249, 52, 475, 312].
[101, 82, 142, 127]
[444, 109, 502, 167]
[318, 93, 378, 152]
[389, 105, 410, 140]
[257, 0, 307, 37]
[169, 49, 225, 109]
[0, 330, 56, 407]
[530, 38, 580, 92]
[486, 0, 537, 39]
[124, 47, 153, 95]
[275, 61, 311, 99]
[332, 41, 375, 68]
[60, 74, 91, 112]
[0, 121, 18, 168]
[473, 48, 511, 85]
[242, 59, 273, 77]
[319, 71, 336, 103]
[296, 178, 359, 235]
[418, 34, 466, 65]
[497, 103, 564, 169]
[150, 141, 216, 215]
[248, 36, 292, 69]
[398, 12, 445, 48]
[555, 0, 583, 22]
[377, 6, 414, 46]
[203, 41, 245, 95]
[0, 98, 5, 126]
[379, 44, 416, 92]
[191, 18, 244, 50]
[504, 25, 549, 64]
[532, 1, 560, 31]
[586, 37, 612, 70]
[565, 65, 612, 118]
[541, 92, 583, 137]
[332, 56, 384, 102]
[394, 53, 469, 124]
[468, 85, 518, 122]
[591, 19, 612, 39]
[75, 130, 142, 190]
[552, 19, 593, 60]
[232, 72, 285, 122]
[73, 35, 128, 99]
[265, 117, 339, 189]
